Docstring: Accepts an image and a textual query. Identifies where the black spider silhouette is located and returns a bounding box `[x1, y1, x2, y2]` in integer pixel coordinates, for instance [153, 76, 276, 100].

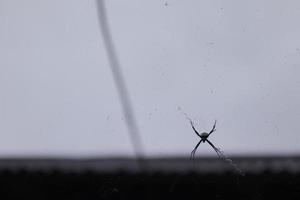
[190, 120, 221, 160]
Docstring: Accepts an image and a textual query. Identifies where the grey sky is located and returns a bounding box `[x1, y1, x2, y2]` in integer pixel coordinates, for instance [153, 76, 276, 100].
[0, 0, 300, 157]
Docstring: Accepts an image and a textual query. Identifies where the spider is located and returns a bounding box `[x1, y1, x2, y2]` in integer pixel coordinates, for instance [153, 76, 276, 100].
[190, 120, 221, 160]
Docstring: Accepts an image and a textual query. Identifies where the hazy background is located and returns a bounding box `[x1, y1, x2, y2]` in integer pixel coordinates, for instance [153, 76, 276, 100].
[0, 0, 299, 158]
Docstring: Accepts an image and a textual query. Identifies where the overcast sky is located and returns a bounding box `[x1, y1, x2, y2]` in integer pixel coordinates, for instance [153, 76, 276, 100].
[0, 0, 300, 157]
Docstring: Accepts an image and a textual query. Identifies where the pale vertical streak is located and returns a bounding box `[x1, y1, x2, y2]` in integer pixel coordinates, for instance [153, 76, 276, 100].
[95, 0, 145, 164]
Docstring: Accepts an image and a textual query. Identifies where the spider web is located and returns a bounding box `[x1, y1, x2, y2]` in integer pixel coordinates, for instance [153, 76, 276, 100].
[210, 145, 245, 176]
[178, 107, 244, 175]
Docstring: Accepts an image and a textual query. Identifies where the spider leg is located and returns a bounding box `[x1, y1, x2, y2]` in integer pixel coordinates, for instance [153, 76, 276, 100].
[190, 139, 203, 160]
[206, 139, 221, 158]
[208, 120, 217, 136]
[190, 120, 201, 138]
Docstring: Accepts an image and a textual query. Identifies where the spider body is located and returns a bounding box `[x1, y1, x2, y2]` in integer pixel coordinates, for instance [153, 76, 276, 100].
[200, 132, 209, 142]
[190, 120, 220, 159]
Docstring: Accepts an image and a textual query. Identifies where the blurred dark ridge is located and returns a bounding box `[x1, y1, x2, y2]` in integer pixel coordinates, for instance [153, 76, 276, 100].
[0, 156, 300, 174]
[1, 156, 300, 199]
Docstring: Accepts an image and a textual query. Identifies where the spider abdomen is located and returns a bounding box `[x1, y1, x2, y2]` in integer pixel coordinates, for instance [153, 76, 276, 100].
[200, 132, 209, 141]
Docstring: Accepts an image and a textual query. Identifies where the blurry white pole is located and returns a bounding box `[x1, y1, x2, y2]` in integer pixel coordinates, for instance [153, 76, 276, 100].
[95, 0, 146, 168]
